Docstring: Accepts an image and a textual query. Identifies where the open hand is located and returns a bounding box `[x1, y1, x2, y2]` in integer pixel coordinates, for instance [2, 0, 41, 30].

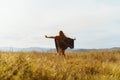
[73, 38, 76, 40]
[45, 35, 48, 38]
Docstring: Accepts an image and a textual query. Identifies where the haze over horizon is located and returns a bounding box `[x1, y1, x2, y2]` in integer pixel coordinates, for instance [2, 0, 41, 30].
[0, 0, 120, 49]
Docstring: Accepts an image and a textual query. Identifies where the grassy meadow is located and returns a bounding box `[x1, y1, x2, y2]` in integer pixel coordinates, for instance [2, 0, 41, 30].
[0, 50, 120, 80]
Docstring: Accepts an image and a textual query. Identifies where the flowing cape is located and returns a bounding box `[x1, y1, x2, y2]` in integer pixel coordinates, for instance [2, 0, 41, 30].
[54, 37, 74, 52]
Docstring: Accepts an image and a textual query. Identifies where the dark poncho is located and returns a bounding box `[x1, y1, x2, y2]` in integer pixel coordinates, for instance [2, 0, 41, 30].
[54, 36, 74, 52]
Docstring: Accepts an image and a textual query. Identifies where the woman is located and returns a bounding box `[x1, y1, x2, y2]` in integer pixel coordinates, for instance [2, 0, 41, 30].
[45, 30, 75, 56]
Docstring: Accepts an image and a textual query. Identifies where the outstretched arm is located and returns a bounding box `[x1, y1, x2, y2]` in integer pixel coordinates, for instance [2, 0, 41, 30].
[67, 37, 76, 40]
[45, 35, 56, 39]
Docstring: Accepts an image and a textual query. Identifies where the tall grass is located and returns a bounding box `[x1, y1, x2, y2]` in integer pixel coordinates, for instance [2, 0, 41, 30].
[0, 50, 120, 80]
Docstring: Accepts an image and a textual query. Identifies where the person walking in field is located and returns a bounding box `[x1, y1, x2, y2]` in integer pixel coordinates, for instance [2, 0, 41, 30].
[45, 30, 76, 57]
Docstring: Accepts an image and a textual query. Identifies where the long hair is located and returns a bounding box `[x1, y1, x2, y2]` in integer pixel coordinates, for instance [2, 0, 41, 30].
[59, 30, 66, 38]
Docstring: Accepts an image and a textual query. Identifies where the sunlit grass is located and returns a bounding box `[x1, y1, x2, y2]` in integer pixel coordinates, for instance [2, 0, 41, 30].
[0, 50, 120, 80]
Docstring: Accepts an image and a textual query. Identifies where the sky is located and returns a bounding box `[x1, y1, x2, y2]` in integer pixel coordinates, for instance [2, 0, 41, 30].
[0, 0, 120, 49]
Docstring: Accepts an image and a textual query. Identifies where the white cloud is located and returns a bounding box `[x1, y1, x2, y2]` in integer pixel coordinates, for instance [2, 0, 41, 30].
[0, 0, 120, 48]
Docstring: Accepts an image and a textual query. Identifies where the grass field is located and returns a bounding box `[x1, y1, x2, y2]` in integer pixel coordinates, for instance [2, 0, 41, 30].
[0, 50, 120, 80]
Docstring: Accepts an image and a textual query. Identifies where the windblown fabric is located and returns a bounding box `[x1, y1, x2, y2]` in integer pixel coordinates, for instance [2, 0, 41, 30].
[54, 36, 74, 52]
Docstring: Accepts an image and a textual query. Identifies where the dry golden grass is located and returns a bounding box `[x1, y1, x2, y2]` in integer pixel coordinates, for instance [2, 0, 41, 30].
[0, 50, 120, 80]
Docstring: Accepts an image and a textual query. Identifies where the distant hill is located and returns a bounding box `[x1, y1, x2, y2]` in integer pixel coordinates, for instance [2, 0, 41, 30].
[0, 47, 120, 52]
[0, 47, 48, 52]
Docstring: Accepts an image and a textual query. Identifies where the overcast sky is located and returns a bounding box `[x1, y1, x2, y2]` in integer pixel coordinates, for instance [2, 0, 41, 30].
[0, 0, 120, 48]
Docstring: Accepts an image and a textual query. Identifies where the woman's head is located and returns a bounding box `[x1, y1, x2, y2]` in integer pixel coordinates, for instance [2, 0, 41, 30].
[59, 30, 66, 37]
